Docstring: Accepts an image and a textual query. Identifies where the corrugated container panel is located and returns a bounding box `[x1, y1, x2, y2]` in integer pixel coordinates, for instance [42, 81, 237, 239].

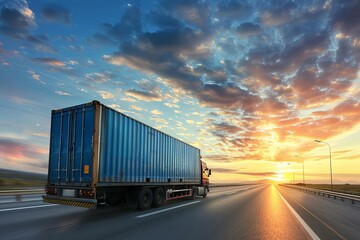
[48, 103, 95, 185]
[98, 104, 201, 184]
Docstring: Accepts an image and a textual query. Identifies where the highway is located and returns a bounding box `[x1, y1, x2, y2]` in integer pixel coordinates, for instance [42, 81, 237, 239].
[0, 185, 359, 240]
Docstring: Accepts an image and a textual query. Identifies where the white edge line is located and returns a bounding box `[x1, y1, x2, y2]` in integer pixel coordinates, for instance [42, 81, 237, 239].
[274, 186, 321, 240]
[0, 204, 58, 212]
[135, 200, 201, 219]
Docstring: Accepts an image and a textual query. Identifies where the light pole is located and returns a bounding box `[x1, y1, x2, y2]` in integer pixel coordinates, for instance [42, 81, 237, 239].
[293, 169, 295, 184]
[295, 155, 305, 185]
[286, 163, 294, 184]
[315, 140, 333, 191]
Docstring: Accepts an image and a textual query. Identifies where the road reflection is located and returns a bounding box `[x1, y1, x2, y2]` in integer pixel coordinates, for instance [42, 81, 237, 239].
[253, 185, 312, 239]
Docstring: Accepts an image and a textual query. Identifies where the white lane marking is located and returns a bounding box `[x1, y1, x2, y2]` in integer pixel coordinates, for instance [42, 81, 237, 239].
[0, 204, 58, 212]
[225, 191, 238, 195]
[224, 186, 261, 196]
[275, 186, 320, 240]
[135, 201, 201, 219]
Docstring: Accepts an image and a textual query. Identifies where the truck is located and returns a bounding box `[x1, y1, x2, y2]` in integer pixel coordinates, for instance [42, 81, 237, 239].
[43, 100, 211, 210]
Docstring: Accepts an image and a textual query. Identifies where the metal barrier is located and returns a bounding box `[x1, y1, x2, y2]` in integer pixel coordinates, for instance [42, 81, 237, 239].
[0, 189, 44, 202]
[281, 184, 360, 204]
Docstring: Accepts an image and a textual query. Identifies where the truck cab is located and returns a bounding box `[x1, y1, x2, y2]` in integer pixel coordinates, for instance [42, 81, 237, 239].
[200, 160, 211, 197]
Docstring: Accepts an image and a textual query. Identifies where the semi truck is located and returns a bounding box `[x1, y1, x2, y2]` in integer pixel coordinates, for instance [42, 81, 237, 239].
[43, 100, 211, 210]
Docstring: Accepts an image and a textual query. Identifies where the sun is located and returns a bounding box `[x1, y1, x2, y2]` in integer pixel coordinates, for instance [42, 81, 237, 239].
[269, 172, 286, 183]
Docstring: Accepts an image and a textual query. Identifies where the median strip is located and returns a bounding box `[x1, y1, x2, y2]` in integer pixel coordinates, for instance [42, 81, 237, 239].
[135, 201, 201, 219]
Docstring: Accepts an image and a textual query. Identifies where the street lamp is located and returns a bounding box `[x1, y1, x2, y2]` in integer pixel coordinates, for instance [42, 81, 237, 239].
[286, 163, 294, 184]
[295, 155, 305, 185]
[315, 140, 333, 190]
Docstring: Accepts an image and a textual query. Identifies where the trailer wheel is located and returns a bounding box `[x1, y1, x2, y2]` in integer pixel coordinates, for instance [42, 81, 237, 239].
[152, 187, 165, 208]
[138, 187, 153, 211]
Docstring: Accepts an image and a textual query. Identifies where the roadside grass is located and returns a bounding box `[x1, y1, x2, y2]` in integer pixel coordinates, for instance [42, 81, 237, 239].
[0, 178, 45, 190]
[299, 183, 360, 195]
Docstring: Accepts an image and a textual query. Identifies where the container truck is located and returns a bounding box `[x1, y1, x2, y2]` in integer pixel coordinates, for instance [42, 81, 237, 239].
[43, 101, 211, 210]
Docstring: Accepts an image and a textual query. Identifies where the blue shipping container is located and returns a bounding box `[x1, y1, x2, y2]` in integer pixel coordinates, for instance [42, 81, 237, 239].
[47, 101, 201, 186]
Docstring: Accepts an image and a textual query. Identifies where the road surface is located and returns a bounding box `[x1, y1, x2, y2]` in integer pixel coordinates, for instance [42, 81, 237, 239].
[0, 185, 359, 240]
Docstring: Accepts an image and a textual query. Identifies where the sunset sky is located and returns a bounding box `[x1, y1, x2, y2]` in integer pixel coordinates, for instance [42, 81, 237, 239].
[0, 0, 359, 184]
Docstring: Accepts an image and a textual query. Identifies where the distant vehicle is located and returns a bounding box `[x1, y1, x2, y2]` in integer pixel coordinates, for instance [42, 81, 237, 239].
[43, 100, 211, 210]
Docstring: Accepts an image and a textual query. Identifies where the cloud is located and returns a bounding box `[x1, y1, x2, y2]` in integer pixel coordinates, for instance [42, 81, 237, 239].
[260, 1, 296, 26]
[27, 70, 40, 81]
[131, 105, 143, 111]
[159, 0, 211, 30]
[0, 1, 56, 53]
[98, 90, 114, 99]
[186, 120, 195, 125]
[84, 71, 116, 84]
[147, 11, 182, 29]
[150, 116, 168, 125]
[236, 171, 277, 177]
[216, 1, 251, 20]
[108, 104, 126, 112]
[89, 4, 141, 45]
[212, 122, 242, 135]
[66, 60, 78, 65]
[125, 89, 162, 102]
[102, 27, 209, 93]
[236, 22, 262, 37]
[123, 79, 163, 102]
[32, 57, 80, 76]
[0, 0, 36, 38]
[331, 1, 360, 35]
[97, 0, 360, 165]
[55, 90, 71, 96]
[41, 4, 71, 24]
[121, 97, 137, 103]
[196, 83, 261, 110]
[0, 137, 47, 170]
[32, 132, 49, 137]
[164, 102, 179, 108]
[211, 168, 240, 174]
[151, 109, 163, 115]
[204, 154, 234, 163]
[32, 57, 65, 67]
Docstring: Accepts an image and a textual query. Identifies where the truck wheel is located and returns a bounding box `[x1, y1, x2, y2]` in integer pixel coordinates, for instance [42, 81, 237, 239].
[152, 187, 165, 208]
[138, 187, 153, 211]
[203, 187, 208, 198]
[190, 186, 197, 200]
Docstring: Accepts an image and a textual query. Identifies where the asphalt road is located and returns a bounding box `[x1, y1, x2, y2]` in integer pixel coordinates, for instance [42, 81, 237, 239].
[0, 184, 359, 240]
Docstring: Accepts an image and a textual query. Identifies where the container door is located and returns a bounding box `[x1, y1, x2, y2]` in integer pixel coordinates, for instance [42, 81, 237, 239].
[48, 104, 95, 184]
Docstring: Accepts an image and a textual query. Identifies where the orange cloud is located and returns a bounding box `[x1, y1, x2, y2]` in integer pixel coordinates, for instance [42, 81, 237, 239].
[0, 138, 48, 170]
[32, 57, 65, 67]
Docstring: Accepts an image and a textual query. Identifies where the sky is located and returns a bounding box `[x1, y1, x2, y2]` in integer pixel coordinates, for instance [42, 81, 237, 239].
[0, 0, 359, 184]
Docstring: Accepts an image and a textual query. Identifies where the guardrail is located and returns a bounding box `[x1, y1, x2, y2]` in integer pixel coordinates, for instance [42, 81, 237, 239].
[210, 183, 255, 188]
[0, 189, 44, 201]
[281, 184, 360, 204]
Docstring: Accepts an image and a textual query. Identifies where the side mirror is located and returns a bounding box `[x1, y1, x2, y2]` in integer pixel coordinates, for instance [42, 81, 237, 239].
[208, 169, 212, 176]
